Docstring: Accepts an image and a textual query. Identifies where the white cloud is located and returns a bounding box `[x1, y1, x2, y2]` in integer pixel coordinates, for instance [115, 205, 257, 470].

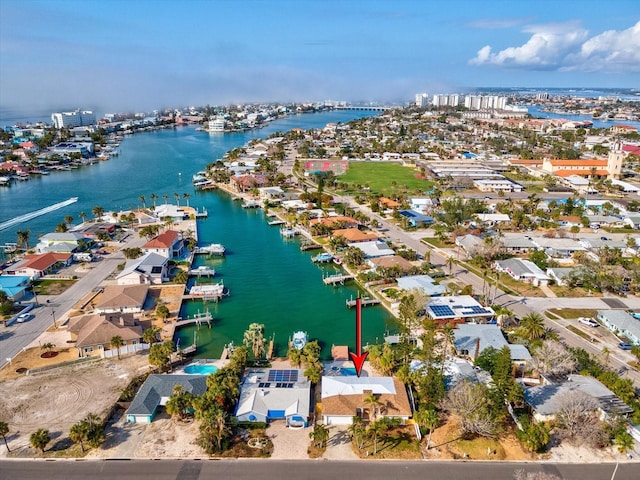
[470, 20, 640, 73]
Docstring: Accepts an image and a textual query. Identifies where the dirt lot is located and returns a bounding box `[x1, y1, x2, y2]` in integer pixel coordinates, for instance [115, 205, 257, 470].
[0, 354, 151, 457]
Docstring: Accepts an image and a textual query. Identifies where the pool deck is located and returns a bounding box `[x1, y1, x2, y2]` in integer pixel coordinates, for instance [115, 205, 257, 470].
[174, 358, 229, 374]
[322, 360, 372, 377]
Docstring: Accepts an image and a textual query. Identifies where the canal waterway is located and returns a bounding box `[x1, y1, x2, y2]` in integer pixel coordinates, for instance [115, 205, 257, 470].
[0, 110, 396, 358]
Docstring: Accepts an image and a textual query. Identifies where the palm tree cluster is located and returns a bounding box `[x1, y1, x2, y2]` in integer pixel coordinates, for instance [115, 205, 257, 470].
[243, 323, 266, 360]
[69, 413, 105, 453]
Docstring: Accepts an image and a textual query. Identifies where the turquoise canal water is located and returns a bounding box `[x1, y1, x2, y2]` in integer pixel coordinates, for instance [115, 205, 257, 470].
[0, 110, 397, 358]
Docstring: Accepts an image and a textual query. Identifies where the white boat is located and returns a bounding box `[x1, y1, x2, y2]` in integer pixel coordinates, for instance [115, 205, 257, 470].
[195, 243, 226, 255]
[0, 176, 11, 185]
[280, 227, 298, 238]
[189, 282, 225, 299]
[292, 331, 308, 350]
[188, 265, 216, 277]
[193, 172, 208, 183]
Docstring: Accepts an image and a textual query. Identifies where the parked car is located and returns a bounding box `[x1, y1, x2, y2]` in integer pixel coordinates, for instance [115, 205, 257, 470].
[578, 317, 599, 327]
[618, 342, 632, 351]
[16, 313, 31, 323]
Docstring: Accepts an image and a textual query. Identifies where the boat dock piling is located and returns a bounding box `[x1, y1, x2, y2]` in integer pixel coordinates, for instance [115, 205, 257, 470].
[300, 241, 322, 251]
[267, 334, 275, 359]
[323, 273, 354, 285]
[346, 297, 380, 308]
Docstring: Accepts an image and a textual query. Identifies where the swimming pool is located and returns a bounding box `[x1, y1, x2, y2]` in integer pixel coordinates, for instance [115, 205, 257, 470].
[184, 364, 218, 375]
[340, 367, 357, 376]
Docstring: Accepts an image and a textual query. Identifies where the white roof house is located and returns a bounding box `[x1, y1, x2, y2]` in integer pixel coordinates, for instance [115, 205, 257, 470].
[495, 258, 550, 286]
[235, 369, 311, 427]
[348, 240, 395, 258]
[116, 252, 169, 285]
[396, 275, 445, 297]
[596, 310, 640, 345]
[453, 323, 532, 364]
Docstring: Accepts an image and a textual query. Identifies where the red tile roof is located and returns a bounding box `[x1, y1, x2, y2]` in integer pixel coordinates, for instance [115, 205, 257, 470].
[21, 253, 71, 271]
[143, 230, 179, 249]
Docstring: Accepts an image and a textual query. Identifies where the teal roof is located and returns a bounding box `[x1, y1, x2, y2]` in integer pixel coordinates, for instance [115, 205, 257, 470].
[0, 275, 30, 297]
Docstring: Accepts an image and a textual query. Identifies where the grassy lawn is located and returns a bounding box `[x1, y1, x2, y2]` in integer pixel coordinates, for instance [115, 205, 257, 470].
[33, 279, 77, 295]
[338, 162, 432, 196]
[547, 308, 597, 319]
[566, 324, 598, 343]
[422, 237, 450, 248]
[356, 426, 422, 459]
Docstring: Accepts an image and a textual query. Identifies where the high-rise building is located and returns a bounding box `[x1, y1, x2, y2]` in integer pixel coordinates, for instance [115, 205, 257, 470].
[415, 93, 429, 108]
[51, 109, 96, 129]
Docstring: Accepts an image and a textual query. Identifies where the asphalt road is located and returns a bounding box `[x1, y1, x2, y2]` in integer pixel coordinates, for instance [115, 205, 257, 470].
[0, 459, 637, 480]
[0, 232, 146, 369]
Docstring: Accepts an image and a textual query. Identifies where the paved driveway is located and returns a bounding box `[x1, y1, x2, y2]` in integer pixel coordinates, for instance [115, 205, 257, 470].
[267, 420, 310, 460]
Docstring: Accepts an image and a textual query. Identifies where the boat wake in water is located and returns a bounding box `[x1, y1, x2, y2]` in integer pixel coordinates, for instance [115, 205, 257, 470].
[0, 197, 78, 232]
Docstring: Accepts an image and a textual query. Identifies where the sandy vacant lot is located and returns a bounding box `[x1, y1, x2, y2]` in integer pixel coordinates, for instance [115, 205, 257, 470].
[0, 354, 151, 456]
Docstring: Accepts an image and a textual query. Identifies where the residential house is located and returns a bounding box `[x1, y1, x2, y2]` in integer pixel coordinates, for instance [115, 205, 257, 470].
[524, 375, 633, 422]
[116, 252, 169, 285]
[332, 228, 379, 243]
[35, 232, 84, 254]
[499, 236, 537, 254]
[95, 284, 149, 316]
[3, 252, 72, 280]
[596, 310, 640, 345]
[425, 295, 494, 324]
[409, 197, 436, 214]
[320, 376, 412, 425]
[348, 240, 395, 259]
[126, 374, 208, 423]
[396, 275, 445, 297]
[235, 368, 311, 427]
[474, 213, 511, 226]
[546, 267, 576, 287]
[455, 234, 484, 258]
[230, 174, 269, 192]
[67, 312, 144, 358]
[379, 197, 401, 210]
[453, 323, 532, 367]
[532, 237, 586, 260]
[398, 210, 434, 227]
[257, 186, 285, 201]
[153, 203, 187, 221]
[142, 230, 185, 259]
[70, 222, 116, 240]
[495, 258, 550, 286]
[367, 255, 414, 273]
[310, 216, 359, 230]
[0, 275, 30, 301]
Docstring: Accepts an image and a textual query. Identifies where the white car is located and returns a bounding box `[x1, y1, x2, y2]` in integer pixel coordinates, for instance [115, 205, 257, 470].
[578, 317, 598, 327]
[16, 313, 31, 323]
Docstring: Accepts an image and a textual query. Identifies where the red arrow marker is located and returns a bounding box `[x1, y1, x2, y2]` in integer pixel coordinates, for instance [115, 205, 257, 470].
[349, 297, 368, 377]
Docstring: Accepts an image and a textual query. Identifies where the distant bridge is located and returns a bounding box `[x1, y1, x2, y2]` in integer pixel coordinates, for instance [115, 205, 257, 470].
[333, 106, 394, 111]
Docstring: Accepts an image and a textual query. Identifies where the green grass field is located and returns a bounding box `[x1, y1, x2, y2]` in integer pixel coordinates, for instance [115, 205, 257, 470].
[338, 162, 432, 196]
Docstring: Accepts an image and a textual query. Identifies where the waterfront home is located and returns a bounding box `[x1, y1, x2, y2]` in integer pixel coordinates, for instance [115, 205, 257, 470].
[331, 228, 378, 243]
[257, 186, 285, 201]
[117, 252, 169, 285]
[95, 284, 149, 316]
[453, 323, 532, 367]
[67, 312, 144, 358]
[3, 252, 72, 280]
[153, 203, 187, 221]
[35, 232, 84, 253]
[524, 375, 633, 423]
[235, 368, 311, 427]
[0, 275, 30, 301]
[126, 374, 208, 423]
[494, 258, 550, 286]
[397, 275, 445, 297]
[367, 255, 414, 273]
[69, 221, 116, 240]
[230, 174, 268, 192]
[425, 295, 494, 324]
[347, 240, 395, 259]
[320, 376, 412, 425]
[310, 215, 359, 230]
[596, 310, 640, 345]
[142, 230, 185, 259]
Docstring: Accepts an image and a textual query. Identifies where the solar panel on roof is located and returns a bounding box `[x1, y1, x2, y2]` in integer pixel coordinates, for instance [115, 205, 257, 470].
[268, 370, 298, 383]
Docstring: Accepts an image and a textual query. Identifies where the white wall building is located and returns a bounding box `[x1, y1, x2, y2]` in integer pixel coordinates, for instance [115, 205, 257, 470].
[51, 110, 96, 129]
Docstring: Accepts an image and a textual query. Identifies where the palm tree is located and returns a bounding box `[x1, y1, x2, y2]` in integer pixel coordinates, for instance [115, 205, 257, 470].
[303, 364, 322, 384]
[601, 346, 611, 365]
[0, 421, 10, 452]
[363, 392, 384, 422]
[174, 193, 180, 207]
[79, 211, 87, 224]
[16, 229, 30, 250]
[143, 327, 161, 345]
[110, 336, 124, 360]
[243, 323, 265, 360]
[64, 215, 74, 226]
[287, 347, 302, 367]
[446, 256, 454, 274]
[413, 408, 439, 450]
[69, 421, 89, 453]
[30, 428, 50, 453]
[162, 194, 169, 205]
[41, 342, 54, 355]
[139, 195, 146, 209]
[199, 407, 231, 453]
[183, 193, 191, 208]
[309, 423, 330, 448]
[165, 385, 194, 421]
[92, 205, 105, 221]
[367, 420, 388, 455]
[517, 313, 546, 343]
[150, 193, 158, 208]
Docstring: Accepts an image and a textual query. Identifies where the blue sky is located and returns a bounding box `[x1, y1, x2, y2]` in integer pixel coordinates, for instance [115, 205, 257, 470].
[1, 0, 638, 113]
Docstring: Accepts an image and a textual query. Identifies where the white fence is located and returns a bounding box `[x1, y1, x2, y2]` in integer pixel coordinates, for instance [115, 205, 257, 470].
[103, 343, 150, 359]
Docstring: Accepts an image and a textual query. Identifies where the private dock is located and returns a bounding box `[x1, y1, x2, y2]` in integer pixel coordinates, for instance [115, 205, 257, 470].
[346, 297, 380, 308]
[300, 241, 322, 251]
[280, 227, 298, 238]
[194, 207, 208, 218]
[242, 200, 260, 209]
[323, 273, 354, 285]
[194, 243, 226, 255]
[268, 220, 285, 226]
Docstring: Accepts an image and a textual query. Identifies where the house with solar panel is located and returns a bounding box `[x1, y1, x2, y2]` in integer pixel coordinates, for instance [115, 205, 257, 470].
[425, 295, 495, 325]
[235, 368, 311, 428]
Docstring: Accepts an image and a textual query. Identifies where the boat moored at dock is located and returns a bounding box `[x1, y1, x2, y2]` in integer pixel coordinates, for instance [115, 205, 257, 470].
[292, 331, 308, 350]
[312, 252, 333, 263]
[280, 226, 298, 238]
[188, 265, 216, 277]
[187, 282, 227, 301]
[194, 243, 226, 255]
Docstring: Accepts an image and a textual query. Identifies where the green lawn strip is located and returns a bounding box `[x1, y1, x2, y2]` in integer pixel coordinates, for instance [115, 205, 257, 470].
[566, 324, 598, 342]
[32, 279, 77, 295]
[338, 162, 432, 196]
[547, 308, 597, 319]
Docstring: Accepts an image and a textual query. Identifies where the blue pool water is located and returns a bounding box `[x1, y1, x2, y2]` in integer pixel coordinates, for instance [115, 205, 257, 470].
[340, 368, 357, 376]
[184, 364, 218, 375]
